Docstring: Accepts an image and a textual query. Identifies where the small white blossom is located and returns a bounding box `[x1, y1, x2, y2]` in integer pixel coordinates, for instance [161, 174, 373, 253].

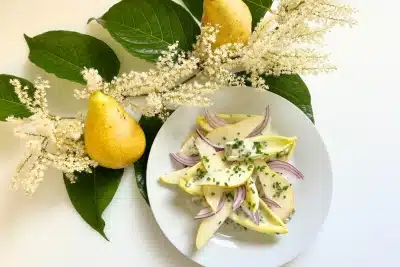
[8, 0, 356, 196]
[241, 0, 356, 80]
[8, 79, 97, 196]
[75, 25, 244, 118]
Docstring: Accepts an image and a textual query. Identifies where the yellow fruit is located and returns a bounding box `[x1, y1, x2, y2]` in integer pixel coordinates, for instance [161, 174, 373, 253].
[229, 199, 288, 234]
[202, 0, 252, 47]
[84, 91, 146, 169]
[254, 160, 295, 221]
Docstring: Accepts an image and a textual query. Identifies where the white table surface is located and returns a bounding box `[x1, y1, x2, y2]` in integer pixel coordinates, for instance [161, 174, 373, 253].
[0, 0, 399, 266]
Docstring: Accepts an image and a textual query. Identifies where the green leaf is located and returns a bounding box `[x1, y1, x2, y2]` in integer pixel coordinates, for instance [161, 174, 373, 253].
[262, 74, 314, 123]
[181, 0, 203, 21]
[135, 112, 172, 204]
[91, 0, 200, 62]
[64, 166, 124, 240]
[243, 0, 274, 28]
[24, 31, 120, 84]
[237, 72, 314, 122]
[0, 74, 34, 121]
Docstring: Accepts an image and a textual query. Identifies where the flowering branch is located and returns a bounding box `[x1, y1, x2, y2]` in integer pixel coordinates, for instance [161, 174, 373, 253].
[7, 78, 97, 196]
[7, 0, 356, 196]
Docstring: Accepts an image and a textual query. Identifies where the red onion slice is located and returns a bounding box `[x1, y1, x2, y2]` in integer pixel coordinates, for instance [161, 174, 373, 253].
[233, 186, 246, 211]
[261, 197, 281, 208]
[247, 105, 270, 137]
[194, 194, 226, 219]
[205, 109, 228, 129]
[254, 211, 261, 225]
[195, 207, 214, 219]
[268, 160, 304, 180]
[170, 152, 200, 166]
[196, 129, 224, 151]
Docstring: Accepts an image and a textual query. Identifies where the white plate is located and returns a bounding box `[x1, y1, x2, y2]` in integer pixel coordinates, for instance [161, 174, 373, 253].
[146, 86, 333, 267]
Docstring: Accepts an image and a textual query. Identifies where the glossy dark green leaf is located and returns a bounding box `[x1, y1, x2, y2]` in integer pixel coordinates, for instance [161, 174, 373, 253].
[0, 74, 35, 121]
[237, 72, 314, 122]
[243, 0, 274, 28]
[64, 166, 124, 240]
[181, 0, 203, 21]
[24, 31, 120, 84]
[91, 0, 200, 62]
[263, 74, 314, 123]
[135, 111, 173, 205]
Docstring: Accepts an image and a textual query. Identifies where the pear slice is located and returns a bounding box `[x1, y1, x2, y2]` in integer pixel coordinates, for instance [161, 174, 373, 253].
[203, 186, 225, 211]
[254, 160, 294, 221]
[229, 199, 288, 234]
[179, 179, 203, 195]
[196, 138, 227, 173]
[225, 136, 297, 162]
[196, 116, 215, 133]
[196, 114, 264, 133]
[195, 138, 255, 188]
[178, 162, 205, 195]
[196, 199, 233, 250]
[159, 167, 190, 185]
[243, 175, 259, 212]
[206, 116, 272, 145]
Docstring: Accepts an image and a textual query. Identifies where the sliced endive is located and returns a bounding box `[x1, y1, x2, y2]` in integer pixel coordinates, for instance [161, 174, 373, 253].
[243, 175, 259, 212]
[205, 116, 272, 145]
[229, 199, 288, 234]
[159, 167, 190, 185]
[195, 138, 255, 188]
[196, 138, 226, 173]
[225, 136, 297, 162]
[197, 113, 264, 132]
[255, 159, 295, 221]
[203, 186, 225, 211]
[196, 198, 233, 250]
[178, 162, 205, 195]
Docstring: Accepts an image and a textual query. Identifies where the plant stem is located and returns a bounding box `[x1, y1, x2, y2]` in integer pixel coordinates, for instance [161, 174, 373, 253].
[168, 68, 203, 91]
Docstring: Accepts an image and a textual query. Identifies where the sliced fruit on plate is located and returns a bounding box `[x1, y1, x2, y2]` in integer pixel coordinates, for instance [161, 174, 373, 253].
[196, 138, 227, 173]
[195, 138, 255, 188]
[197, 113, 266, 132]
[178, 162, 205, 195]
[196, 198, 233, 250]
[159, 167, 190, 185]
[254, 160, 294, 221]
[224, 136, 297, 162]
[205, 115, 272, 145]
[196, 116, 215, 133]
[197, 162, 254, 188]
[229, 199, 288, 234]
[203, 186, 225, 211]
[243, 175, 259, 212]
[178, 178, 203, 195]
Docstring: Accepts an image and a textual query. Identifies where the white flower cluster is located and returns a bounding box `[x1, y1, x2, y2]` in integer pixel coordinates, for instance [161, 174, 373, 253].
[240, 0, 356, 80]
[75, 0, 356, 115]
[8, 78, 97, 196]
[7, 0, 356, 196]
[75, 26, 244, 118]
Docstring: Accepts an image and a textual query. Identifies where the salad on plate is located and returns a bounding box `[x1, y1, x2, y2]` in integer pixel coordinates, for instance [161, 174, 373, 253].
[159, 106, 304, 250]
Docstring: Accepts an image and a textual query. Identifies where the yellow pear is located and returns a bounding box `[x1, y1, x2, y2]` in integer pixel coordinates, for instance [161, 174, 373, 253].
[84, 91, 146, 169]
[202, 0, 252, 47]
